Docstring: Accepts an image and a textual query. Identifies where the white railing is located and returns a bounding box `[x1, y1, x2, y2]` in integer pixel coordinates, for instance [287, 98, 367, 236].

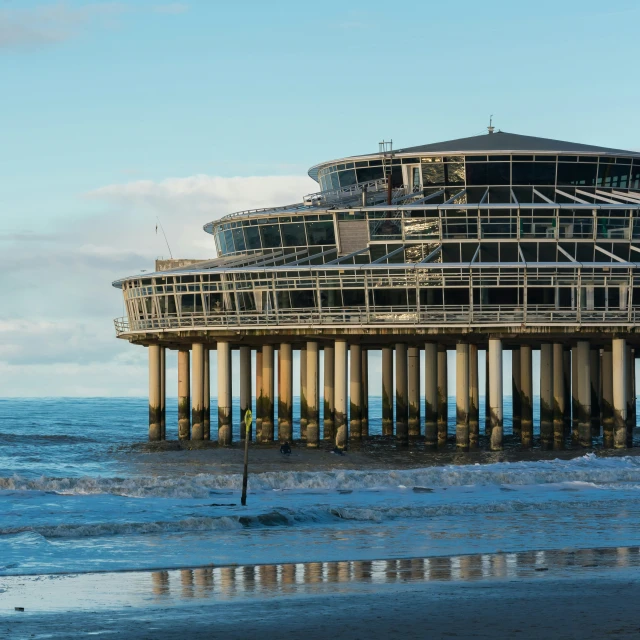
[114, 305, 637, 335]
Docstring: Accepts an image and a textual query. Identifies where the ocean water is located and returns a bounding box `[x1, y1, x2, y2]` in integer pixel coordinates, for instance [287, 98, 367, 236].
[1, 397, 640, 576]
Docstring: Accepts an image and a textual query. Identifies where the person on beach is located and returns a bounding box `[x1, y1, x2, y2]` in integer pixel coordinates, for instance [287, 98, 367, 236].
[280, 441, 292, 455]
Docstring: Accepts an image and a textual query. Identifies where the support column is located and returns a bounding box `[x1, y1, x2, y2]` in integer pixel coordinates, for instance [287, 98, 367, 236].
[300, 347, 307, 440]
[261, 345, 275, 442]
[217, 341, 232, 445]
[485, 347, 490, 435]
[335, 340, 348, 449]
[178, 349, 190, 440]
[160, 347, 166, 440]
[323, 345, 335, 441]
[424, 343, 438, 448]
[256, 348, 263, 442]
[571, 345, 579, 444]
[612, 338, 627, 449]
[203, 348, 210, 440]
[469, 344, 479, 449]
[239, 346, 252, 440]
[408, 346, 420, 437]
[577, 341, 592, 448]
[361, 349, 369, 437]
[191, 343, 205, 441]
[512, 348, 521, 438]
[278, 344, 293, 443]
[488, 338, 503, 451]
[602, 347, 614, 448]
[455, 343, 469, 451]
[349, 344, 362, 440]
[437, 346, 448, 446]
[395, 343, 408, 443]
[307, 342, 320, 447]
[539, 344, 553, 449]
[148, 344, 162, 441]
[381, 347, 393, 436]
[626, 346, 635, 448]
[553, 343, 565, 449]
[590, 349, 601, 438]
[520, 345, 533, 448]
[563, 348, 572, 436]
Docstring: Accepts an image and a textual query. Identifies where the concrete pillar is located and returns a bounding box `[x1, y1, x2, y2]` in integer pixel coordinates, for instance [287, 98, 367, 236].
[361, 349, 369, 437]
[590, 349, 601, 437]
[424, 342, 438, 448]
[437, 346, 448, 446]
[178, 349, 190, 440]
[539, 344, 553, 449]
[323, 345, 335, 441]
[455, 343, 469, 451]
[261, 344, 275, 442]
[278, 344, 293, 443]
[577, 341, 592, 447]
[520, 345, 533, 448]
[203, 348, 210, 440]
[602, 348, 614, 448]
[307, 342, 320, 447]
[349, 344, 362, 440]
[553, 343, 565, 448]
[571, 345, 579, 444]
[335, 340, 348, 448]
[612, 338, 627, 449]
[408, 346, 420, 437]
[160, 347, 166, 440]
[512, 348, 521, 438]
[395, 343, 408, 443]
[626, 346, 635, 448]
[255, 348, 263, 442]
[239, 346, 252, 440]
[488, 338, 503, 450]
[563, 349, 572, 436]
[191, 342, 205, 441]
[381, 347, 393, 436]
[300, 347, 307, 440]
[469, 344, 479, 449]
[148, 344, 162, 441]
[217, 341, 232, 445]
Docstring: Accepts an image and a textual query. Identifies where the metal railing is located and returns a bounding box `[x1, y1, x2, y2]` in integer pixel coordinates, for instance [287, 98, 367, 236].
[114, 304, 637, 335]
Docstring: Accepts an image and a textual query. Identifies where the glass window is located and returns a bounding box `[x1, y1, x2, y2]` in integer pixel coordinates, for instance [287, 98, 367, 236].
[631, 164, 640, 189]
[557, 162, 597, 186]
[512, 162, 556, 185]
[260, 224, 282, 248]
[281, 222, 307, 246]
[356, 166, 384, 183]
[338, 169, 357, 187]
[466, 162, 510, 185]
[244, 226, 261, 250]
[232, 228, 246, 252]
[217, 232, 227, 255]
[224, 230, 235, 253]
[330, 173, 340, 190]
[445, 162, 465, 185]
[422, 163, 445, 185]
[466, 155, 487, 162]
[306, 221, 335, 245]
[597, 163, 630, 188]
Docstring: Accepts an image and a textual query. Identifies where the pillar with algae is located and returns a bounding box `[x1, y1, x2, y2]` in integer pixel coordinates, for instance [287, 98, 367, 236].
[455, 342, 470, 451]
[217, 341, 232, 445]
[602, 347, 614, 447]
[323, 345, 335, 441]
[278, 343, 293, 443]
[424, 342, 438, 448]
[626, 346, 635, 448]
[361, 349, 369, 437]
[306, 341, 320, 447]
[203, 348, 210, 440]
[469, 344, 479, 449]
[408, 346, 420, 437]
[612, 338, 627, 449]
[563, 348, 572, 436]
[261, 344, 275, 442]
[553, 343, 565, 448]
[160, 346, 166, 440]
[577, 340, 592, 448]
[539, 344, 553, 449]
[395, 343, 408, 443]
[381, 346, 394, 436]
[300, 346, 307, 440]
[334, 340, 348, 449]
[148, 344, 162, 441]
[591, 348, 601, 438]
[255, 348, 263, 442]
[191, 342, 205, 441]
[349, 344, 362, 440]
[437, 346, 448, 446]
[239, 346, 252, 441]
[488, 338, 503, 451]
[520, 345, 533, 448]
[512, 348, 521, 439]
[571, 345, 579, 444]
[178, 349, 191, 440]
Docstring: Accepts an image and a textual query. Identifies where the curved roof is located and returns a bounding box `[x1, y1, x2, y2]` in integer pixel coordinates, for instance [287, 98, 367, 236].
[308, 131, 640, 180]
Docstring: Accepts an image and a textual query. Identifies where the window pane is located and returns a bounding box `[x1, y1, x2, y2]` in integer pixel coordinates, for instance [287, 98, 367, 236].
[281, 222, 307, 246]
[224, 230, 235, 253]
[244, 226, 261, 250]
[356, 166, 384, 183]
[338, 169, 357, 187]
[557, 162, 597, 186]
[260, 224, 282, 248]
[597, 163, 630, 188]
[232, 228, 246, 252]
[306, 221, 335, 245]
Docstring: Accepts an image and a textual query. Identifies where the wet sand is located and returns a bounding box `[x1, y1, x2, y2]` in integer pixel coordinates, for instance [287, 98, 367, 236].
[3, 547, 640, 639]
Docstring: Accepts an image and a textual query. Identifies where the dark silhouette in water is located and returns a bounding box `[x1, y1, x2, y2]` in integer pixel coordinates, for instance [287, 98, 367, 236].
[280, 441, 292, 455]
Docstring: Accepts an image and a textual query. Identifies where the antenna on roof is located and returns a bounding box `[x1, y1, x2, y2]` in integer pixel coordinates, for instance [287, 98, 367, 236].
[487, 115, 495, 135]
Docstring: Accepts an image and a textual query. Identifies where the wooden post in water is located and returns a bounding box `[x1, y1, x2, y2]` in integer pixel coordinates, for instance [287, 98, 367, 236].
[241, 409, 252, 506]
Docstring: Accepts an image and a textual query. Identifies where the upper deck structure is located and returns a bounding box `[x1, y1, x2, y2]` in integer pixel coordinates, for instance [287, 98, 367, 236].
[113, 131, 640, 452]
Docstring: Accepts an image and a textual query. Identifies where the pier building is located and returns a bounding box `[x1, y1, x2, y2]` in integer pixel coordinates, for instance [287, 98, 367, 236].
[113, 130, 640, 450]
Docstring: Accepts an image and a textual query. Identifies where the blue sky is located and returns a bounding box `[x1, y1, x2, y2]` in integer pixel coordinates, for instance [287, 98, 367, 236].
[1, 0, 639, 396]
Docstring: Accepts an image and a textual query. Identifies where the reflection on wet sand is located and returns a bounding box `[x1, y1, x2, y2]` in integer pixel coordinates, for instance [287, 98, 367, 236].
[147, 546, 640, 601]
